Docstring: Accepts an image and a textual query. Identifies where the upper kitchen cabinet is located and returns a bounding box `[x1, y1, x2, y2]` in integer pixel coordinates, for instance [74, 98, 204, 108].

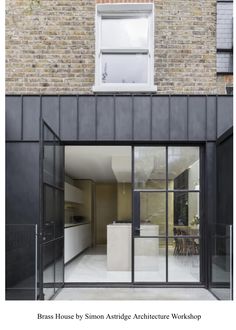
[65, 182, 83, 204]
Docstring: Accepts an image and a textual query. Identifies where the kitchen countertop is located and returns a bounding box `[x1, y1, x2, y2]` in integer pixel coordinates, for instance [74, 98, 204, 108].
[64, 222, 90, 228]
[107, 223, 157, 227]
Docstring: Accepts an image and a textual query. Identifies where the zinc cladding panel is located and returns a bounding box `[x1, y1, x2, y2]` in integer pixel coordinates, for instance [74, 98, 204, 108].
[6, 143, 39, 225]
[188, 97, 206, 140]
[217, 96, 233, 137]
[115, 96, 133, 140]
[206, 97, 217, 141]
[170, 97, 188, 140]
[133, 96, 151, 140]
[60, 96, 77, 140]
[151, 97, 169, 140]
[97, 96, 115, 140]
[6, 96, 22, 140]
[78, 97, 96, 140]
[22, 96, 40, 141]
[42, 96, 60, 136]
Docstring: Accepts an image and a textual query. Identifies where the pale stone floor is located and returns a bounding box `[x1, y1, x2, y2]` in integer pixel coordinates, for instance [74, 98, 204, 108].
[55, 244, 218, 300]
[65, 245, 200, 283]
[54, 288, 216, 300]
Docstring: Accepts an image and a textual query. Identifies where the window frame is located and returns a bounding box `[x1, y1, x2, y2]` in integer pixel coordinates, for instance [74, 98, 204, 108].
[216, 0, 233, 74]
[93, 3, 157, 92]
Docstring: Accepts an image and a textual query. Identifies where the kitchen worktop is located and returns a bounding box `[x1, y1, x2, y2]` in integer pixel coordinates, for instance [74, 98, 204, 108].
[107, 223, 159, 271]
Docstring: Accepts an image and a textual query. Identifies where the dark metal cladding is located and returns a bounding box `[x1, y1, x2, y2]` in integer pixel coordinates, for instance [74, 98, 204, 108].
[5, 95, 233, 142]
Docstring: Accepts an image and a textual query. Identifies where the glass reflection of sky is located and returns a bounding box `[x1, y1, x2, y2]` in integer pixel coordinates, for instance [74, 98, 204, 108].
[101, 17, 148, 49]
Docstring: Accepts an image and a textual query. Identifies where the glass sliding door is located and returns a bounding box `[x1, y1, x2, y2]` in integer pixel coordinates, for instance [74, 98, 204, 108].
[133, 146, 201, 284]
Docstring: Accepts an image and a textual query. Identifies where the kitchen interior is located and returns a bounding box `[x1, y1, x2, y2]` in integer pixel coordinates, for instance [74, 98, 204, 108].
[64, 146, 200, 283]
[64, 146, 133, 282]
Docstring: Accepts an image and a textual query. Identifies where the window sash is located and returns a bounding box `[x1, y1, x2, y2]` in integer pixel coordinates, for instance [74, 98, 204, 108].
[95, 4, 155, 90]
[100, 49, 149, 54]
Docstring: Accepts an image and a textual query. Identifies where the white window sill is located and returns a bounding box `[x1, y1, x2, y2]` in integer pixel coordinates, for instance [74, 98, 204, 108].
[92, 85, 157, 93]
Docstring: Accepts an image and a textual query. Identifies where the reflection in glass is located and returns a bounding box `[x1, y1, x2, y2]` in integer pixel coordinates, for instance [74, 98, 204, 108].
[140, 192, 166, 236]
[168, 147, 200, 190]
[55, 238, 64, 289]
[168, 192, 200, 236]
[43, 241, 55, 300]
[134, 147, 166, 189]
[210, 225, 232, 300]
[55, 189, 64, 238]
[102, 54, 148, 84]
[55, 143, 64, 188]
[134, 238, 166, 282]
[168, 238, 200, 282]
[44, 185, 55, 242]
[101, 17, 148, 49]
[43, 126, 54, 185]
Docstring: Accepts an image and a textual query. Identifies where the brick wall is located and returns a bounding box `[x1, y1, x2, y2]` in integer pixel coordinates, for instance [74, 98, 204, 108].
[5, 0, 232, 94]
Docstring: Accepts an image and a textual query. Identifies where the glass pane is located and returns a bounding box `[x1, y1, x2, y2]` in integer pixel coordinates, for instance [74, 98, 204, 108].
[43, 185, 55, 242]
[55, 189, 64, 238]
[43, 241, 55, 299]
[168, 147, 200, 190]
[168, 192, 200, 236]
[55, 142, 64, 188]
[210, 224, 232, 300]
[140, 192, 166, 236]
[101, 17, 148, 49]
[101, 54, 148, 84]
[134, 238, 166, 282]
[43, 126, 54, 185]
[55, 238, 64, 289]
[134, 147, 166, 189]
[168, 238, 200, 282]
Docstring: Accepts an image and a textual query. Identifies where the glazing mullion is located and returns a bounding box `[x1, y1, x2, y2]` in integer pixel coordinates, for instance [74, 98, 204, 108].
[166, 146, 168, 283]
[53, 134, 56, 294]
[131, 145, 135, 284]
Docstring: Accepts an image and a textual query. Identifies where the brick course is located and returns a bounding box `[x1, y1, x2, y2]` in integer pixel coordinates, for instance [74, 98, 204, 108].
[5, 0, 232, 94]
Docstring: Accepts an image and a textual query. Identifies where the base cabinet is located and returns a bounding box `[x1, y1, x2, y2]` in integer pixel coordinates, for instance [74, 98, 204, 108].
[64, 224, 91, 263]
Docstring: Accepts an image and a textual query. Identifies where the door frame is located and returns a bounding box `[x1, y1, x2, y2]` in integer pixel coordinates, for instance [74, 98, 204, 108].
[62, 142, 205, 288]
[39, 119, 65, 300]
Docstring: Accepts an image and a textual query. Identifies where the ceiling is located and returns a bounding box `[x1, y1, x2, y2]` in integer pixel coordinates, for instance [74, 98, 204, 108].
[65, 146, 199, 183]
[65, 146, 132, 183]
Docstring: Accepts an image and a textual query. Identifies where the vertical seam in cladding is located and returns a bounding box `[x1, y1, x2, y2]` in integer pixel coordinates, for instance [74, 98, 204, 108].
[132, 94, 134, 140]
[216, 95, 218, 139]
[21, 95, 23, 141]
[77, 95, 79, 140]
[205, 96, 208, 141]
[166, 146, 169, 283]
[187, 95, 189, 141]
[150, 95, 153, 141]
[95, 95, 98, 141]
[58, 96, 61, 139]
[113, 94, 116, 141]
[168, 95, 171, 141]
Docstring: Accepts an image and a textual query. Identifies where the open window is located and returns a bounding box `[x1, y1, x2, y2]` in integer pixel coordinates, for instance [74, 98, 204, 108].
[93, 4, 156, 92]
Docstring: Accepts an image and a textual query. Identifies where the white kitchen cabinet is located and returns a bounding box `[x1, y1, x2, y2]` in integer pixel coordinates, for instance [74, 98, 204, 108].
[64, 224, 91, 263]
[65, 182, 83, 204]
